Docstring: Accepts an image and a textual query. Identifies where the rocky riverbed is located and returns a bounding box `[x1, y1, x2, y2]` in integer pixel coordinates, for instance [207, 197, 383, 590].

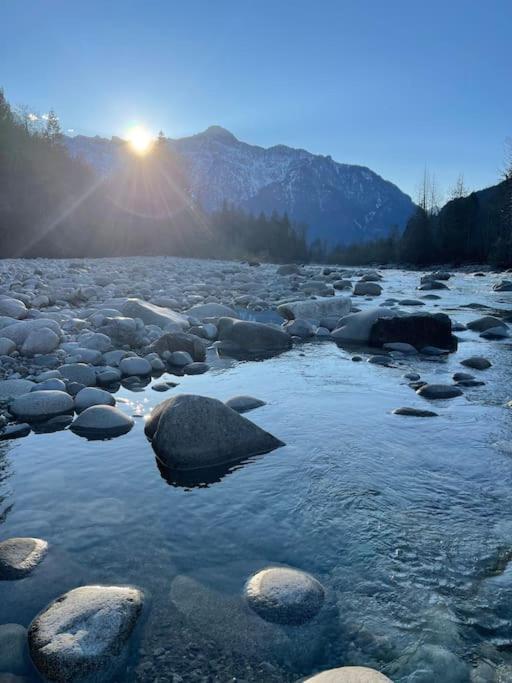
[1, 257, 512, 682]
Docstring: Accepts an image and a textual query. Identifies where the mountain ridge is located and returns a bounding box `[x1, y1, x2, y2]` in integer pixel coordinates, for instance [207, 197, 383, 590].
[65, 127, 415, 246]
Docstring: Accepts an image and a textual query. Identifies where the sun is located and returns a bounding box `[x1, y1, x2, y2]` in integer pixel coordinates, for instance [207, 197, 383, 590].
[126, 126, 153, 155]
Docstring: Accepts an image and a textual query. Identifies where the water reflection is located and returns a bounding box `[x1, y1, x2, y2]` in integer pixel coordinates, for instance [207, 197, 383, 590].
[156, 455, 255, 489]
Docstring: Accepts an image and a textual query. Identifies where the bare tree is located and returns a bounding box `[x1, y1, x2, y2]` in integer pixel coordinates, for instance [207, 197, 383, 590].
[503, 137, 512, 181]
[450, 173, 469, 200]
[416, 167, 442, 215]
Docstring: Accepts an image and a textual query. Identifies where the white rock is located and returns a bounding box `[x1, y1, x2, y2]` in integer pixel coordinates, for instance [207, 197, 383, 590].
[303, 667, 391, 682]
[278, 296, 351, 322]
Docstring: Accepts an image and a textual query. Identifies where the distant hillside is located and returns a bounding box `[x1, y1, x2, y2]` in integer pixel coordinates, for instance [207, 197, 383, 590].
[66, 126, 415, 246]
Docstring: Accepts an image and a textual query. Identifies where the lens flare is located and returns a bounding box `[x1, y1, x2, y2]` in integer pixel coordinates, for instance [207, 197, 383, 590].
[126, 126, 153, 155]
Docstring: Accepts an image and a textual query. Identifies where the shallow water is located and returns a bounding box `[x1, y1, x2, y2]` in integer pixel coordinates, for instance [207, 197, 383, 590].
[1, 270, 512, 682]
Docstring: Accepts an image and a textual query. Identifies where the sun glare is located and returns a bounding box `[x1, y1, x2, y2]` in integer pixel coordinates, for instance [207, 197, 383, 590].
[126, 126, 153, 155]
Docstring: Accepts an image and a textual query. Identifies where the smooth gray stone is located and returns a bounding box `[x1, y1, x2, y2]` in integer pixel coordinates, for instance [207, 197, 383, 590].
[416, 384, 463, 399]
[0, 538, 48, 579]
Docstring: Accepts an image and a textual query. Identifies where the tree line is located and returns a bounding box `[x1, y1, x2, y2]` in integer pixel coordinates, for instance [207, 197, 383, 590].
[0, 88, 510, 266]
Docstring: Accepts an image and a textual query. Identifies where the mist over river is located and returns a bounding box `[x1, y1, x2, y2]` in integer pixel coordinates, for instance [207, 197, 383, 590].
[1, 262, 512, 682]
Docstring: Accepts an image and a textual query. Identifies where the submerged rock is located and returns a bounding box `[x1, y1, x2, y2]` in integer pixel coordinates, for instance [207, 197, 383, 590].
[225, 395, 267, 413]
[145, 394, 284, 470]
[70, 405, 134, 439]
[416, 384, 463, 399]
[244, 567, 325, 625]
[28, 585, 143, 683]
[302, 667, 391, 682]
[0, 537, 48, 579]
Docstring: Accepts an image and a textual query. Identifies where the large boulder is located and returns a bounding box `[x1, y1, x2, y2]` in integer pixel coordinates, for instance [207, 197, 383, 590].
[416, 384, 463, 399]
[244, 567, 325, 625]
[0, 319, 61, 347]
[217, 318, 292, 357]
[147, 331, 207, 362]
[277, 296, 351, 322]
[145, 394, 284, 470]
[70, 405, 134, 439]
[353, 282, 382, 296]
[466, 315, 507, 332]
[0, 537, 48, 579]
[368, 313, 457, 352]
[331, 308, 398, 345]
[28, 585, 143, 683]
[302, 667, 391, 682]
[10, 391, 74, 422]
[122, 298, 188, 330]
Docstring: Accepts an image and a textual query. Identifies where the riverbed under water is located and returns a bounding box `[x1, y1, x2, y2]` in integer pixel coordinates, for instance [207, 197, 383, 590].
[1, 269, 512, 682]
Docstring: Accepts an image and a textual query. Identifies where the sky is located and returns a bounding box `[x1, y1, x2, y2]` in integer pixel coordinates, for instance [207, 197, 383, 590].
[1, 0, 511, 200]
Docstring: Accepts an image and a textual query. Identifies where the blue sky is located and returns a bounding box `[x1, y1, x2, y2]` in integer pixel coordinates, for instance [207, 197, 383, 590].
[1, 0, 510, 200]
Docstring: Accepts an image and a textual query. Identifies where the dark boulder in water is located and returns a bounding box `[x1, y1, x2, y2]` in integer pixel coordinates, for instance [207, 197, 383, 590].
[369, 313, 457, 352]
[217, 317, 292, 358]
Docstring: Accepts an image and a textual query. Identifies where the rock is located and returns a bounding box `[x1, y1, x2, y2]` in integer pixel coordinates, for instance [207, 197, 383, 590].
[368, 355, 391, 365]
[369, 312, 457, 352]
[284, 318, 316, 338]
[0, 319, 61, 347]
[466, 315, 506, 332]
[398, 299, 425, 306]
[0, 624, 28, 674]
[392, 407, 438, 417]
[217, 318, 292, 357]
[147, 332, 207, 362]
[145, 394, 284, 470]
[74, 387, 116, 413]
[461, 356, 492, 370]
[331, 308, 398, 345]
[0, 297, 27, 319]
[302, 667, 391, 682]
[78, 332, 112, 352]
[456, 379, 485, 387]
[353, 282, 382, 296]
[185, 303, 238, 319]
[493, 280, 512, 292]
[0, 379, 36, 401]
[152, 382, 171, 392]
[0, 537, 48, 579]
[0, 423, 31, 440]
[183, 361, 209, 375]
[480, 326, 509, 339]
[31, 378, 67, 392]
[0, 337, 16, 355]
[100, 317, 141, 347]
[70, 405, 134, 439]
[382, 342, 417, 354]
[168, 351, 193, 367]
[119, 357, 152, 376]
[122, 298, 188, 330]
[418, 280, 448, 290]
[416, 384, 463, 399]
[403, 372, 420, 381]
[277, 264, 301, 275]
[20, 328, 60, 356]
[96, 368, 122, 386]
[28, 585, 143, 683]
[59, 363, 96, 386]
[277, 296, 351, 322]
[333, 279, 352, 290]
[225, 396, 266, 413]
[453, 372, 474, 381]
[244, 567, 324, 625]
[10, 391, 74, 422]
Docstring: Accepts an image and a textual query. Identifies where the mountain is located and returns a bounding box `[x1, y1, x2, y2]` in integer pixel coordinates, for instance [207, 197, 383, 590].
[65, 126, 415, 246]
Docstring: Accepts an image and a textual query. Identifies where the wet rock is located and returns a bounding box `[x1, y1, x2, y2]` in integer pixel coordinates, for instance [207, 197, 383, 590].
[0, 423, 31, 440]
[148, 332, 207, 362]
[0, 537, 48, 579]
[0, 623, 28, 674]
[416, 384, 463, 399]
[244, 567, 324, 625]
[369, 313, 457, 352]
[461, 356, 492, 370]
[284, 319, 316, 338]
[493, 280, 512, 292]
[403, 372, 420, 381]
[278, 296, 351, 322]
[28, 585, 143, 683]
[480, 326, 509, 339]
[302, 667, 391, 682]
[393, 407, 438, 417]
[96, 368, 122, 386]
[10, 391, 74, 422]
[0, 379, 36, 401]
[145, 394, 284, 470]
[70, 405, 134, 439]
[399, 299, 425, 306]
[59, 363, 96, 386]
[122, 298, 188, 330]
[74, 387, 116, 413]
[31, 378, 67, 392]
[119, 356, 152, 376]
[418, 279, 448, 291]
[225, 396, 266, 413]
[467, 315, 506, 332]
[353, 282, 382, 296]
[453, 371, 474, 381]
[277, 264, 301, 275]
[168, 351, 193, 367]
[383, 342, 417, 354]
[368, 355, 391, 365]
[183, 361, 209, 375]
[217, 318, 292, 357]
